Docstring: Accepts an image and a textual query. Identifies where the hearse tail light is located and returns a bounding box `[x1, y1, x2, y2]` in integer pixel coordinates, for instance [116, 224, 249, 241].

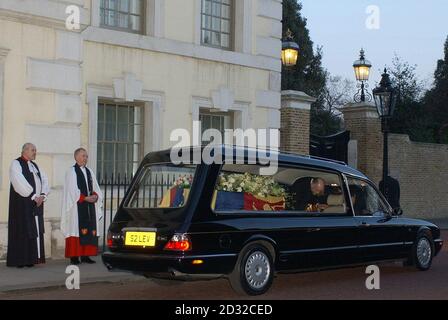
[107, 231, 119, 249]
[107, 232, 114, 248]
[164, 234, 192, 252]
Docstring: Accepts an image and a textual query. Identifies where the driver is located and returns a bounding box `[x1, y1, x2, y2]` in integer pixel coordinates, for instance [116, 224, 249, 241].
[305, 178, 329, 212]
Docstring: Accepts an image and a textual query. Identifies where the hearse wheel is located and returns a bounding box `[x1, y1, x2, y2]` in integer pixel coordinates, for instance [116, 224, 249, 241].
[411, 232, 434, 271]
[229, 242, 274, 296]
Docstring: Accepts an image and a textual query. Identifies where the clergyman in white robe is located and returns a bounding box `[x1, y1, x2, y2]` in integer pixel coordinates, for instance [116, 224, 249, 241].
[7, 144, 50, 267]
[61, 163, 103, 261]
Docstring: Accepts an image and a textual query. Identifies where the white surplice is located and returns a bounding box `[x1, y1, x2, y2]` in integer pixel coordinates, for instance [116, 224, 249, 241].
[9, 159, 50, 259]
[60, 166, 103, 238]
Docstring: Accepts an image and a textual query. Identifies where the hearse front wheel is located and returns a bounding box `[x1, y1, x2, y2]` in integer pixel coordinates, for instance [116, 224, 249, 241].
[413, 233, 434, 271]
[229, 242, 274, 296]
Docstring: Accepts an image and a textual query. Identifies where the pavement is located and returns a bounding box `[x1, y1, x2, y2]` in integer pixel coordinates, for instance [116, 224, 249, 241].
[0, 256, 139, 293]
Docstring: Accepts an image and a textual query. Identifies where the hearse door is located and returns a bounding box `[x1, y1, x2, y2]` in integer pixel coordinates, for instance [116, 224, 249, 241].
[278, 215, 360, 270]
[348, 177, 406, 262]
[306, 215, 361, 268]
[283, 172, 360, 270]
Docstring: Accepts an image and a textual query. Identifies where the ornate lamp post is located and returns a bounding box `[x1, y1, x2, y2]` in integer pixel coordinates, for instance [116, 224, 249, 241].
[353, 48, 372, 102]
[281, 29, 299, 68]
[373, 68, 397, 197]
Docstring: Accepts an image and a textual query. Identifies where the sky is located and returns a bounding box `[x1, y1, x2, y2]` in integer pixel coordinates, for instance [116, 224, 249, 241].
[300, 0, 448, 88]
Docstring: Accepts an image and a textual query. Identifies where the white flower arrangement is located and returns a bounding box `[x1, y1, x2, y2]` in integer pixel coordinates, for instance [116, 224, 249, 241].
[174, 174, 193, 189]
[216, 172, 285, 197]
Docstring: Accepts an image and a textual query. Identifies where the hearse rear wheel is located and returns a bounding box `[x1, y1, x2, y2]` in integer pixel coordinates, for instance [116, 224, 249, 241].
[229, 242, 274, 296]
[410, 232, 434, 271]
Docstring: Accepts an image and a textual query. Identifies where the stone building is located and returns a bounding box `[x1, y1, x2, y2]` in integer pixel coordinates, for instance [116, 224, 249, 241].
[0, 0, 287, 259]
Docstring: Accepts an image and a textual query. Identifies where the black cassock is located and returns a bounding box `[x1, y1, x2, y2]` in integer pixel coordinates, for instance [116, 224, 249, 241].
[7, 157, 45, 267]
[74, 164, 98, 247]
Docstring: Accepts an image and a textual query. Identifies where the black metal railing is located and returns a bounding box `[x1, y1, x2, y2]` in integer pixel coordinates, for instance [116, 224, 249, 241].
[98, 173, 133, 251]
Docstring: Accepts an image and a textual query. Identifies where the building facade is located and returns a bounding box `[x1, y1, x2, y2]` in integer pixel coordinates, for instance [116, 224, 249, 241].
[0, 0, 284, 259]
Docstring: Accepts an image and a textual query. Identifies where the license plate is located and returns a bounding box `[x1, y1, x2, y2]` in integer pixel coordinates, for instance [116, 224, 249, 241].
[125, 231, 156, 247]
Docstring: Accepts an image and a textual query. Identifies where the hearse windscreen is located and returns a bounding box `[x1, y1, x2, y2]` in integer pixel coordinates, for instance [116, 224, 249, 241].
[125, 163, 197, 209]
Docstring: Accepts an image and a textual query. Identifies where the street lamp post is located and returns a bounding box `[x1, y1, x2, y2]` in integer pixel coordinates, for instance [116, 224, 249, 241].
[353, 49, 372, 102]
[373, 68, 397, 198]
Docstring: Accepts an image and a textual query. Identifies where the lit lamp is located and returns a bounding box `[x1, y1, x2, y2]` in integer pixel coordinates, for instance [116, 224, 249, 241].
[353, 48, 372, 102]
[281, 29, 299, 68]
[373, 68, 397, 198]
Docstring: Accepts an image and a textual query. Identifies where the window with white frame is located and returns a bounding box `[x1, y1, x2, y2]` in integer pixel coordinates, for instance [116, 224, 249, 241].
[97, 101, 144, 182]
[199, 110, 233, 143]
[100, 0, 145, 34]
[201, 0, 233, 50]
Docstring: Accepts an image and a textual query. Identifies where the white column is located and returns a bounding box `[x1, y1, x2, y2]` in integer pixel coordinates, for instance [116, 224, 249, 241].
[0, 48, 10, 190]
[91, 0, 101, 27]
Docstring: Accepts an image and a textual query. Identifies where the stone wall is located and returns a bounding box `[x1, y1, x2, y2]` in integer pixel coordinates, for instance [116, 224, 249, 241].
[388, 134, 448, 219]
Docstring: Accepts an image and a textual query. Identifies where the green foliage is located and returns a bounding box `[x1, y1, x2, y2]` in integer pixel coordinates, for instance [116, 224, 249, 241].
[423, 36, 448, 143]
[388, 39, 448, 144]
[282, 0, 337, 136]
[387, 55, 433, 142]
[282, 1, 326, 100]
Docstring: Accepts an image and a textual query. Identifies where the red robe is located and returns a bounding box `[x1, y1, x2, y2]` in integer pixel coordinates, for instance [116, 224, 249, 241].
[65, 192, 98, 258]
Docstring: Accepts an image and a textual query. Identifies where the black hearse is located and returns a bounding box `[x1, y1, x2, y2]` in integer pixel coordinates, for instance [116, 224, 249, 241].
[102, 145, 443, 295]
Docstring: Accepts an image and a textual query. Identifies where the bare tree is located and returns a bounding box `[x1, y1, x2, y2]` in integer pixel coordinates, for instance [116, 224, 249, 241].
[311, 73, 354, 136]
[322, 74, 355, 113]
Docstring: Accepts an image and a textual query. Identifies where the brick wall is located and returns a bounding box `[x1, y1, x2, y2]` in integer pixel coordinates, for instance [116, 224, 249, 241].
[280, 107, 310, 155]
[280, 90, 315, 155]
[343, 112, 383, 184]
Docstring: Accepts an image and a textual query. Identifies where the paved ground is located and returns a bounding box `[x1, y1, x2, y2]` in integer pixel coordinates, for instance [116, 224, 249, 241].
[0, 258, 138, 292]
[1, 231, 447, 300]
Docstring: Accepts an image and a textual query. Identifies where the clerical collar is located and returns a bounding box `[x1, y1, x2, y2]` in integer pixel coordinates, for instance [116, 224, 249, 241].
[20, 156, 30, 162]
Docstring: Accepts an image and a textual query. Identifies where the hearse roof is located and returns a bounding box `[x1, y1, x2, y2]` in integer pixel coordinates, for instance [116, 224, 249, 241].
[143, 145, 368, 179]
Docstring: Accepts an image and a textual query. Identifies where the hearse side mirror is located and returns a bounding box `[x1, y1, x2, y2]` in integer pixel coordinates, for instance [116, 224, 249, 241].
[393, 207, 403, 216]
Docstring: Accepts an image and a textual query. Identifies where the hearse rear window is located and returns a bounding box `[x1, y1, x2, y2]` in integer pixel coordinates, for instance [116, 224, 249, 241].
[126, 164, 197, 209]
[212, 164, 347, 214]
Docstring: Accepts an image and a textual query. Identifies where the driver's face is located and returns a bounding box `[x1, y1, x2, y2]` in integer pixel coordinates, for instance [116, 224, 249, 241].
[311, 181, 325, 195]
